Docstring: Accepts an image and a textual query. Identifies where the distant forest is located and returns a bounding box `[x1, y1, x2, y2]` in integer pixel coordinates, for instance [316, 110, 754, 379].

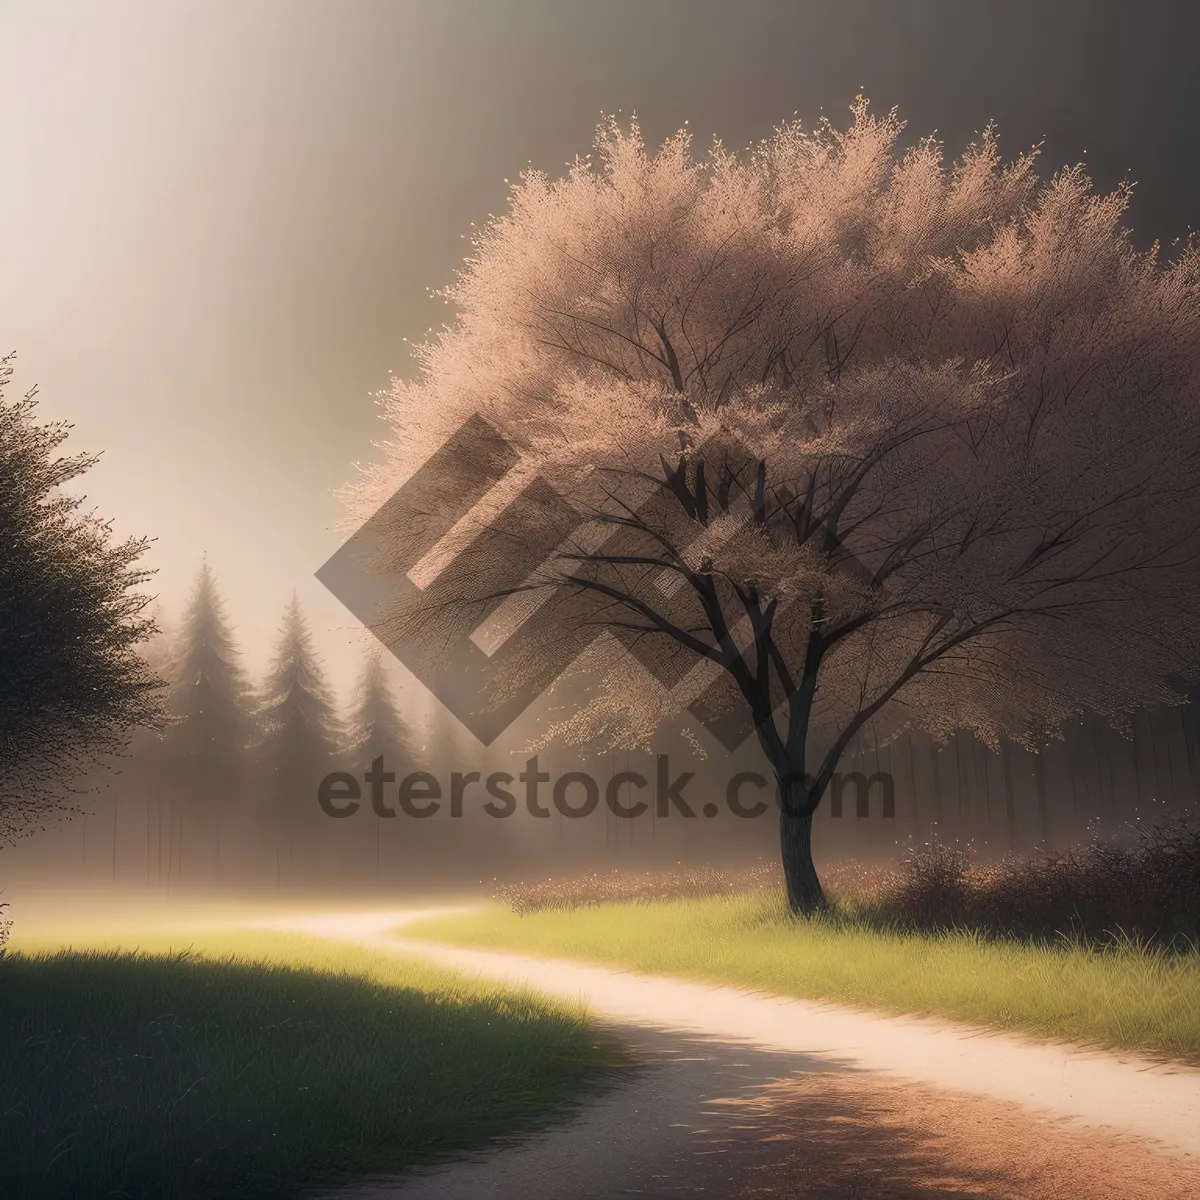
[8, 558, 1199, 894]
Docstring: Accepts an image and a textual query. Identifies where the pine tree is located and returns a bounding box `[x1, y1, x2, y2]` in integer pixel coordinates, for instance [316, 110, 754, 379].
[346, 646, 418, 775]
[346, 646, 418, 881]
[255, 595, 342, 880]
[163, 561, 248, 877]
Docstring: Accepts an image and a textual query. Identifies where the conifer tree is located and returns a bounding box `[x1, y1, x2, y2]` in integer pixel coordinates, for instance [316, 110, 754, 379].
[346, 646, 418, 879]
[163, 561, 248, 876]
[255, 595, 342, 877]
[345, 646, 418, 775]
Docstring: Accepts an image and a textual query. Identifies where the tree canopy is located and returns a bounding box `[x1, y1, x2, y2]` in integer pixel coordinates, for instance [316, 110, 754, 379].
[0, 355, 162, 844]
[349, 101, 1200, 910]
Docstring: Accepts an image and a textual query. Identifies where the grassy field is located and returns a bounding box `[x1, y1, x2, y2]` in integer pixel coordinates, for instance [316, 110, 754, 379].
[406, 892, 1200, 1062]
[0, 922, 625, 1200]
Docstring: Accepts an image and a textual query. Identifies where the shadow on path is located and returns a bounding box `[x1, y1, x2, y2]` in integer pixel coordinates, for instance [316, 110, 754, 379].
[312, 1023, 858, 1198]
[310, 1021, 1200, 1199]
[282, 910, 1200, 1199]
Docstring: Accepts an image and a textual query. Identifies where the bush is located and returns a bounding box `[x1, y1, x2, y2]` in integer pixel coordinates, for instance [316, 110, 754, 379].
[494, 815, 1199, 948]
[876, 816, 1200, 948]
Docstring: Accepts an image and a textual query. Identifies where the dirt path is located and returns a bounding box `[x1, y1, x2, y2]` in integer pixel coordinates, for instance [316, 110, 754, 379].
[264, 909, 1200, 1198]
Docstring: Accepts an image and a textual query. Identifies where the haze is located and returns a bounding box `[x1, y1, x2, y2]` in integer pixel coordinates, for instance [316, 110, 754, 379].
[3, 0, 1198, 698]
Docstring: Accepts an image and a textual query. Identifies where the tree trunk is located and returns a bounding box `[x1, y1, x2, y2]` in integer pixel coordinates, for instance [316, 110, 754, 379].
[778, 780, 827, 914]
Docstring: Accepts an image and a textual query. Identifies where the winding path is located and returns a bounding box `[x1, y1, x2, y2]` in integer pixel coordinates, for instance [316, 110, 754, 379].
[262, 908, 1200, 1198]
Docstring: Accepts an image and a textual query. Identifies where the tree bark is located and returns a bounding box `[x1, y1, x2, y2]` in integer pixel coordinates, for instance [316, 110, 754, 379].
[778, 780, 827, 914]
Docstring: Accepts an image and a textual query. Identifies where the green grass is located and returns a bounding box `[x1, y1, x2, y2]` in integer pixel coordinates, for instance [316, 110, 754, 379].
[0, 925, 625, 1200]
[406, 892, 1200, 1062]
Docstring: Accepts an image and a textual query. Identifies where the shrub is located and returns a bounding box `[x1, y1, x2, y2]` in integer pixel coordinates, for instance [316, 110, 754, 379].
[876, 816, 1200, 948]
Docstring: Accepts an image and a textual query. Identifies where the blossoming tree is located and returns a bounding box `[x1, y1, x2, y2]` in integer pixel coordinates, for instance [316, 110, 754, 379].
[349, 100, 1200, 912]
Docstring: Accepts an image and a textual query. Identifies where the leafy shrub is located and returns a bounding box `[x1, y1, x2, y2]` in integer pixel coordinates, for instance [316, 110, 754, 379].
[876, 816, 1200, 948]
[496, 814, 1200, 950]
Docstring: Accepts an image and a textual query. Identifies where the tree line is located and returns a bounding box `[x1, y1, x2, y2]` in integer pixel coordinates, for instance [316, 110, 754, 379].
[8, 101, 1200, 909]
[118, 562, 444, 887]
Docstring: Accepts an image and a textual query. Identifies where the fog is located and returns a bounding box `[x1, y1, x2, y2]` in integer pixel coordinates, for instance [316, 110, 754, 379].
[3, 1, 1198, 905]
[3, 1, 1197, 697]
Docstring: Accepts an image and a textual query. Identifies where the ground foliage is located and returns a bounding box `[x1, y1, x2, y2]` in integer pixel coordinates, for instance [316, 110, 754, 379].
[0, 931, 623, 1200]
[880, 816, 1200, 948]
[497, 816, 1200, 949]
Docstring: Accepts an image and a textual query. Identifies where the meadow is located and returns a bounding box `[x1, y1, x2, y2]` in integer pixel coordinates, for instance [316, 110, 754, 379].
[409, 837, 1200, 1063]
[0, 921, 624, 1200]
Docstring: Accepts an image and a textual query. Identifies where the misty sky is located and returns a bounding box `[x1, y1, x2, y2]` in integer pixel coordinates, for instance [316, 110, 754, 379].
[2, 0, 1198, 708]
